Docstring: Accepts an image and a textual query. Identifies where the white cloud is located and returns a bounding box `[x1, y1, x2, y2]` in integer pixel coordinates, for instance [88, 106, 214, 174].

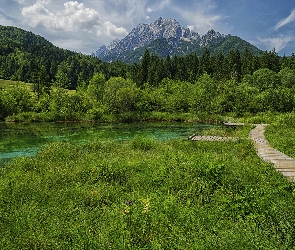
[13, 0, 30, 4]
[21, 1, 99, 31]
[0, 8, 18, 26]
[13, 0, 25, 3]
[171, 0, 226, 34]
[146, 0, 170, 13]
[104, 21, 128, 36]
[14, 0, 50, 6]
[52, 38, 84, 52]
[275, 9, 295, 30]
[22, 2, 53, 28]
[21, 1, 127, 37]
[187, 25, 195, 30]
[92, 0, 148, 28]
[0, 15, 13, 26]
[259, 35, 295, 52]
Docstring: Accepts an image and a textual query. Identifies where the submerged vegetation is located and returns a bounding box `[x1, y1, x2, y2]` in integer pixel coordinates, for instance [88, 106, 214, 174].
[1, 135, 295, 248]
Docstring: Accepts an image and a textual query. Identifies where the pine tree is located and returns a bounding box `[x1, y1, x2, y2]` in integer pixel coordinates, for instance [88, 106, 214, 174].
[260, 49, 280, 72]
[34, 64, 49, 99]
[226, 50, 242, 81]
[199, 48, 212, 76]
[241, 47, 254, 76]
[213, 52, 225, 81]
[186, 53, 199, 82]
[163, 55, 172, 79]
[139, 49, 150, 87]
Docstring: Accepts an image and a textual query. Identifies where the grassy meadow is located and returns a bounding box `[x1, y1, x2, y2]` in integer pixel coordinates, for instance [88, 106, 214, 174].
[265, 113, 295, 159]
[0, 79, 76, 95]
[1, 126, 295, 248]
[0, 79, 33, 91]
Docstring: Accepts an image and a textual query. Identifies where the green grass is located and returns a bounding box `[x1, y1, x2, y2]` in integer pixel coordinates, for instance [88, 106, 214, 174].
[0, 79, 33, 91]
[227, 111, 284, 125]
[0, 79, 76, 94]
[200, 124, 254, 138]
[1, 137, 295, 249]
[5, 111, 225, 123]
[265, 112, 295, 159]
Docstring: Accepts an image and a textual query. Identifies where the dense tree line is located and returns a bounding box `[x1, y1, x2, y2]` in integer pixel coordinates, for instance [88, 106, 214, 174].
[1, 26, 295, 121]
[1, 65, 295, 121]
[2, 26, 294, 91]
[130, 48, 294, 87]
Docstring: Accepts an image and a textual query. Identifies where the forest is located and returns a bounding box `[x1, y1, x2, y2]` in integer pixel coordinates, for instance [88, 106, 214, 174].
[1, 26, 295, 122]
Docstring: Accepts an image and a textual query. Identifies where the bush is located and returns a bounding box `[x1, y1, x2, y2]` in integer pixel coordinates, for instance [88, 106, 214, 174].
[130, 136, 157, 151]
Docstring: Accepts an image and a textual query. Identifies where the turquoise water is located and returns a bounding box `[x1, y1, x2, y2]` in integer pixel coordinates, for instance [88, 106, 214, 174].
[0, 122, 216, 164]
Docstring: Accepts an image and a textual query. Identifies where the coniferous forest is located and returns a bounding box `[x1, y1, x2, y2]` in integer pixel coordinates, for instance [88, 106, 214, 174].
[1, 25, 295, 122]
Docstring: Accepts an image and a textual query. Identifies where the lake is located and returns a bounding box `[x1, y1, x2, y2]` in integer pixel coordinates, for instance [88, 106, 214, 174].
[0, 122, 217, 165]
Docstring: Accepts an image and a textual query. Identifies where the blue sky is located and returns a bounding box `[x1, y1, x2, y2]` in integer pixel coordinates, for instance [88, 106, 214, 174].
[1, 0, 295, 55]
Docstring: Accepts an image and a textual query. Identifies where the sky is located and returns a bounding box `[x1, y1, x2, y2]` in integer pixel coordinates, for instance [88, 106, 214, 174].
[1, 0, 295, 56]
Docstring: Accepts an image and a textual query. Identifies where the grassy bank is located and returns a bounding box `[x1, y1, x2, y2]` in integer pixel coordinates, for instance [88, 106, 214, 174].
[1, 136, 295, 249]
[265, 112, 295, 159]
[5, 111, 225, 124]
[7, 109, 295, 125]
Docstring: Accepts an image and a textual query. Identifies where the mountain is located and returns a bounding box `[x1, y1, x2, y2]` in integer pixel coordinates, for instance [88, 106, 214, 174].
[93, 17, 263, 63]
[0, 25, 83, 62]
[0, 25, 103, 88]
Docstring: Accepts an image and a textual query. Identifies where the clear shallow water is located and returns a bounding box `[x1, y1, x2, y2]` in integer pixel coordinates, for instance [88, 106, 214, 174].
[0, 122, 217, 164]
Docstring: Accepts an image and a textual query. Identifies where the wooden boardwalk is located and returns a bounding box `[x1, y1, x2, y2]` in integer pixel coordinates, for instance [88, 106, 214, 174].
[249, 124, 295, 181]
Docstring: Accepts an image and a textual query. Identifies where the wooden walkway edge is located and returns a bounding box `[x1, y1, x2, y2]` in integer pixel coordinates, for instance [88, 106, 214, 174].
[189, 123, 295, 181]
[249, 124, 295, 181]
[189, 135, 239, 141]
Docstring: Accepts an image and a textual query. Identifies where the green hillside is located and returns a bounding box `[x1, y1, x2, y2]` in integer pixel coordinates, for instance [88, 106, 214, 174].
[0, 25, 106, 89]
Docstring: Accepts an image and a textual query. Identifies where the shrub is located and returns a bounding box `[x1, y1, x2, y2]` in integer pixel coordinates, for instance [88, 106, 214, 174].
[130, 136, 157, 151]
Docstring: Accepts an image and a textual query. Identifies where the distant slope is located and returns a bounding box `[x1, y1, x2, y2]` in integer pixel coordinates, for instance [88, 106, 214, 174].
[212, 36, 262, 55]
[0, 25, 103, 88]
[0, 25, 71, 60]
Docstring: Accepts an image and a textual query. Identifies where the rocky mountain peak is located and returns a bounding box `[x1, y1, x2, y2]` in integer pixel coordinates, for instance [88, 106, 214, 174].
[151, 17, 179, 29]
[92, 17, 261, 63]
[205, 29, 223, 39]
[200, 29, 227, 46]
[93, 17, 201, 60]
[109, 38, 120, 49]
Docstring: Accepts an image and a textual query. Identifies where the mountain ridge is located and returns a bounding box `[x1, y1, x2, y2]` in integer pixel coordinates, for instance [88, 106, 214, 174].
[93, 17, 262, 63]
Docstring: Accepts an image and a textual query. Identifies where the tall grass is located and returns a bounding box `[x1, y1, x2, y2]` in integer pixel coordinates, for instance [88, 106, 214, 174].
[265, 112, 295, 159]
[1, 137, 295, 249]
